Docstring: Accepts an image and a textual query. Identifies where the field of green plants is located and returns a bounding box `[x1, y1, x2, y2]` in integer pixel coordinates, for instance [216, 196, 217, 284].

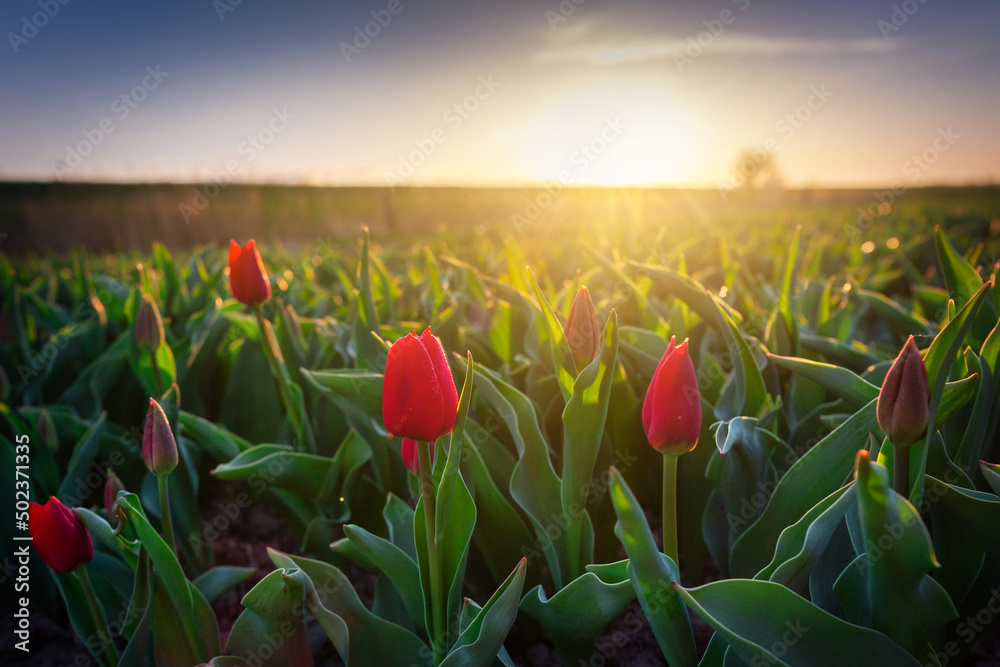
[3, 194, 1000, 666]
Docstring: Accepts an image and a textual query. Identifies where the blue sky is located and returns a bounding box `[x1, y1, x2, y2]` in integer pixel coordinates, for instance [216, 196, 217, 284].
[1, 0, 998, 186]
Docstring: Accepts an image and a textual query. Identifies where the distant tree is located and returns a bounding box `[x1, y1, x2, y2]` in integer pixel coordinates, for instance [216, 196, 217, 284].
[733, 149, 782, 190]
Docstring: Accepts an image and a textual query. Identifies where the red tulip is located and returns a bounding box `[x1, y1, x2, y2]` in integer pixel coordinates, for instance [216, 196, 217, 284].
[143, 398, 178, 476]
[877, 336, 929, 448]
[29, 496, 93, 574]
[383, 328, 459, 442]
[229, 239, 271, 306]
[565, 286, 601, 370]
[104, 472, 126, 518]
[642, 337, 702, 455]
[401, 438, 435, 474]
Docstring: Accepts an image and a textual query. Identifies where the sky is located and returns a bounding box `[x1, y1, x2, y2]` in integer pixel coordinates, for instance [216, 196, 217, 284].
[1, 0, 998, 188]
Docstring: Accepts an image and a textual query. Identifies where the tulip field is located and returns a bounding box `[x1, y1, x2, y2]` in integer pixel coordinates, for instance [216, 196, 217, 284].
[3, 195, 1000, 667]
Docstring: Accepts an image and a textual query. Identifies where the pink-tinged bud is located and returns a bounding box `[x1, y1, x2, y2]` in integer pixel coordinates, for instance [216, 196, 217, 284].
[104, 472, 126, 518]
[565, 286, 601, 370]
[876, 336, 929, 448]
[37, 409, 58, 450]
[143, 398, 178, 476]
[29, 496, 93, 574]
[229, 239, 272, 306]
[401, 438, 435, 475]
[382, 328, 459, 443]
[135, 292, 165, 352]
[642, 337, 702, 455]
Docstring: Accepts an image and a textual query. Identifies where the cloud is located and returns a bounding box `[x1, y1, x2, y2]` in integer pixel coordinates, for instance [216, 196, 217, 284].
[533, 34, 900, 66]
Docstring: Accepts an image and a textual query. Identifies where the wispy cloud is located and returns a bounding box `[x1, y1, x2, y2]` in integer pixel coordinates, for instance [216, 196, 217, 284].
[534, 34, 900, 66]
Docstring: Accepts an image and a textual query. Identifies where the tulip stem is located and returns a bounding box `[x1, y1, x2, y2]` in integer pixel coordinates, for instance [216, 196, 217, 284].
[662, 453, 679, 570]
[893, 444, 910, 498]
[418, 439, 446, 665]
[77, 566, 119, 666]
[254, 307, 316, 453]
[149, 352, 164, 398]
[158, 475, 176, 554]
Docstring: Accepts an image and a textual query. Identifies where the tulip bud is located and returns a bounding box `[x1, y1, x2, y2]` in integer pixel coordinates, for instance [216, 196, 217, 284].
[29, 496, 94, 574]
[135, 292, 165, 352]
[383, 327, 459, 443]
[37, 409, 58, 451]
[401, 438, 435, 475]
[642, 337, 702, 455]
[229, 239, 272, 306]
[565, 286, 601, 370]
[143, 398, 178, 476]
[104, 472, 126, 518]
[876, 336, 929, 448]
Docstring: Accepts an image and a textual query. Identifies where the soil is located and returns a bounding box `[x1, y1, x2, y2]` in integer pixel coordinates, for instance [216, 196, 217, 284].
[6, 479, 1000, 667]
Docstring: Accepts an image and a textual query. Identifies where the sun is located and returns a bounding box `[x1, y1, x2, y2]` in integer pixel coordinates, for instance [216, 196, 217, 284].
[514, 77, 707, 186]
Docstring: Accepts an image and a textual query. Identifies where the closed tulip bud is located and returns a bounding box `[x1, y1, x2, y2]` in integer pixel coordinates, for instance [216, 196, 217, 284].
[401, 438, 435, 475]
[37, 409, 58, 450]
[104, 472, 126, 518]
[877, 336, 929, 448]
[565, 286, 601, 370]
[229, 239, 272, 306]
[383, 328, 459, 443]
[29, 496, 94, 574]
[143, 398, 178, 476]
[642, 337, 702, 455]
[135, 292, 164, 352]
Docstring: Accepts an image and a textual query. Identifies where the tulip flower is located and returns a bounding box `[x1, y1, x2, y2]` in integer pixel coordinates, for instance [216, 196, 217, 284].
[135, 292, 165, 352]
[30, 497, 117, 663]
[37, 409, 58, 450]
[382, 328, 459, 443]
[642, 337, 702, 455]
[642, 336, 702, 569]
[564, 286, 601, 371]
[401, 438, 436, 475]
[29, 496, 93, 574]
[877, 336, 929, 495]
[143, 398, 178, 477]
[104, 472, 126, 519]
[229, 239, 271, 306]
[143, 397, 178, 551]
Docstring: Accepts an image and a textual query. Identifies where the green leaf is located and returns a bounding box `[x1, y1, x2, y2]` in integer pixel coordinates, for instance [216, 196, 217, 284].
[119, 550, 154, 667]
[927, 474, 1000, 566]
[560, 309, 619, 577]
[852, 455, 957, 654]
[609, 468, 697, 667]
[58, 412, 107, 503]
[437, 353, 474, 543]
[519, 560, 635, 663]
[935, 226, 983, 309]
[268, 549, 431, 666]
[675, 579, 922, 667]
[910, 281, 991, 507]
[470, 367, 568, 587]
[117, 492, 192, 615]
[415, 473, 477, 650]
[730, 399, 879, 578]
[768, 355, 878, 410]
[193, 566, 255, 604]
[226, 569, 315, 667]
[344, 524, 425, 635]
[440, 559, 527, 667]
[526, 266, 577, 400]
